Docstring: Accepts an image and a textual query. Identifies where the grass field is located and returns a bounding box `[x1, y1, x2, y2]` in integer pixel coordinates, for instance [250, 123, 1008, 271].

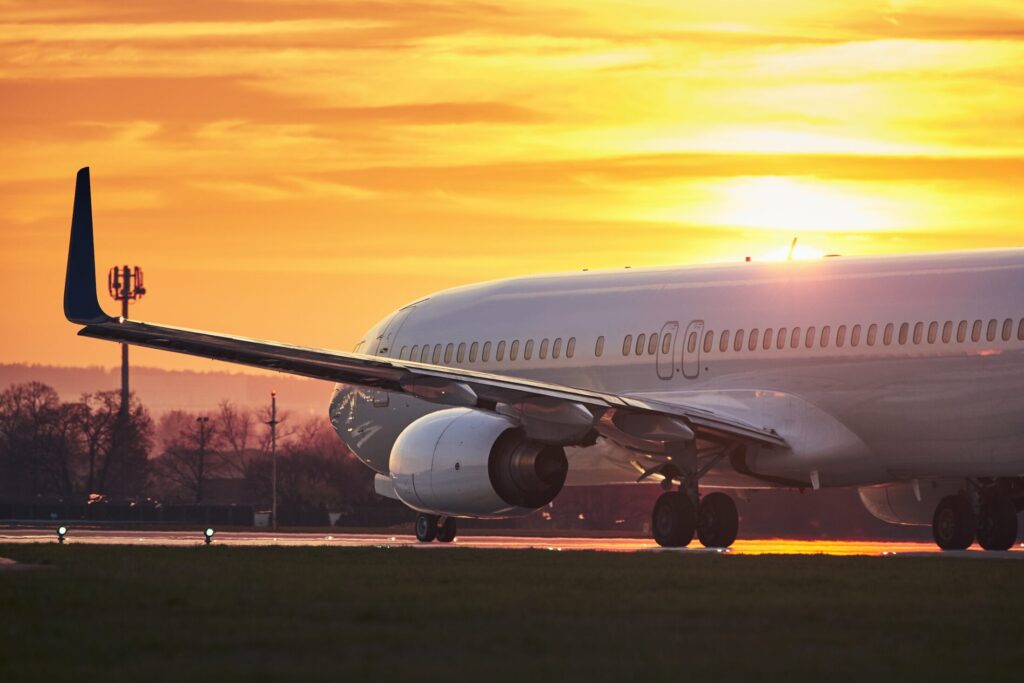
[1, 544, 1022, 681]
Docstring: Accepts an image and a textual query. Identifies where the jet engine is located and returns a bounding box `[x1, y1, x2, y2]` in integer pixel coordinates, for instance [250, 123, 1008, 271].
[389, 407, 568, 518]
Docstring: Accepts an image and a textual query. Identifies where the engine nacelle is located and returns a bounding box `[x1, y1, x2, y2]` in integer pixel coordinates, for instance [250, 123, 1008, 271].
[389, 408, 568, 518]
[858, 479, 966, 526]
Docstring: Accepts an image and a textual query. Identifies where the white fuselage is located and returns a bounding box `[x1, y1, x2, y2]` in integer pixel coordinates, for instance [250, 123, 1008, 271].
[331, 249, 1024, 491]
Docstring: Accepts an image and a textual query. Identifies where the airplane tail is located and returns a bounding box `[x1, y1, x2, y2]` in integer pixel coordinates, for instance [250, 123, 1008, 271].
[64, 167, 113, 324]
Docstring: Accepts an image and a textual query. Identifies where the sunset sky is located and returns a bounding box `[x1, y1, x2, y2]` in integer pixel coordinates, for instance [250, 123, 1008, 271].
[3, 0, 1024, 372]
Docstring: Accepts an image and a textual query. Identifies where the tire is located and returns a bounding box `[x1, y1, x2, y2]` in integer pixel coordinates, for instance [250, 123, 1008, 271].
[436, 517, 457, 543]
[652, 492, 696, 548]
[977, 492, 1018, 551]
[697, 492, 739, 548]
[932, 495, 976, 550]
[415, 513, 438, 542]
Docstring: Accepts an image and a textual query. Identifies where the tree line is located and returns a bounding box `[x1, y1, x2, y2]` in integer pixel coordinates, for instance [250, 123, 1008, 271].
[0, 381, 374, 516]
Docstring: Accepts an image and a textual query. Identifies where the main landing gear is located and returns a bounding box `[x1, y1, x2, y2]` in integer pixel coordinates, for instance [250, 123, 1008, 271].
[653, 490, 738, 549]
[932, 486, 1019, 551]
[415, 513, 457, 543]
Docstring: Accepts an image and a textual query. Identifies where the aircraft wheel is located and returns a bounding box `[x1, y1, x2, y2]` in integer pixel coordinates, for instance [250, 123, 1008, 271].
[436, 517, 457, 543]
[977, 492, 1018, 551]
[415, 513, 438, 542]
[932, 495, 976, 550]
[697, 492, 739, 548]
[652, 491, 696, 548]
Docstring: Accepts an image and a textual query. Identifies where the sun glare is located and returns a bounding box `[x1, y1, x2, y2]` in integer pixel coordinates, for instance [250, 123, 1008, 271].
[759, 243, 825, 261]
[704, 176, 892, 232]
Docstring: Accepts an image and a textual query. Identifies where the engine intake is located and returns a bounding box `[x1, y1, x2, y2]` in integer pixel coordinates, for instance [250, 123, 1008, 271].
[389, 408, 568, 518]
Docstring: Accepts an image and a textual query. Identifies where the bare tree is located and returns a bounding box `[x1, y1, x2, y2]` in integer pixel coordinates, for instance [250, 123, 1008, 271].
[0, 382, 152, 499]
[216, 401, 255, 477]
[154, 411, 221, 503]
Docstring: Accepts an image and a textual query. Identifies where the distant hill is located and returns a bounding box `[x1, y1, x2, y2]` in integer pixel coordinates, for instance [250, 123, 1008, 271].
[0, 364, 331, 418]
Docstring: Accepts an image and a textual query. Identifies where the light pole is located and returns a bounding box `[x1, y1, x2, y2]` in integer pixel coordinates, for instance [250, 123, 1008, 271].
[267, 391, 279, 530]
[195, 416, 210, 504]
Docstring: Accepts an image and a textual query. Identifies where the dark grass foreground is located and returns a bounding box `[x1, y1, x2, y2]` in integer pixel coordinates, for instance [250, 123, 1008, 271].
[1, 545, 1022, 681]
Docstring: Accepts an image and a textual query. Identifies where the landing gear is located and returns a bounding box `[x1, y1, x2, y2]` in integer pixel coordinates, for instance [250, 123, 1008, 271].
[976, 491, 1018, 551]
[415, 513, 457, 543]
[697, 492, 739, 548]
[932, 495, 976, 550]
[436, 517, 457, 543]
[415, 513, 438, 542]
[652, 491, 696, 547]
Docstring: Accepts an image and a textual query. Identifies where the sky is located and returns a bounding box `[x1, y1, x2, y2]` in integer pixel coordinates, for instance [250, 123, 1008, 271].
[2, 0, 1024, 372]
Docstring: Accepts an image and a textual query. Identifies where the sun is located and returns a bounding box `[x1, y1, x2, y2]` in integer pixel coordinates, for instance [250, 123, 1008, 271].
[704, 176, 892, 232]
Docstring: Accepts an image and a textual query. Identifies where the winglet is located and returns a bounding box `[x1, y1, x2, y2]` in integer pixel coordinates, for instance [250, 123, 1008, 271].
[64, 167, 113, 324]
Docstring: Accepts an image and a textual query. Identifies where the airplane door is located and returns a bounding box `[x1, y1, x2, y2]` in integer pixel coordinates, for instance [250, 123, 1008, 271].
[681, 319, 704, 379]
[656, 321, 678, 380]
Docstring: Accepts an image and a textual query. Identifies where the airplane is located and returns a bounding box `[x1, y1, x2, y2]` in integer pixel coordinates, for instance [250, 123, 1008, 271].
[63, 168, 1024, 550]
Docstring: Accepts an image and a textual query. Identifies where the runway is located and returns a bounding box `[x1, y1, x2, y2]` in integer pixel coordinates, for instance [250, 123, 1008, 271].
[2, 527, 1022, 557]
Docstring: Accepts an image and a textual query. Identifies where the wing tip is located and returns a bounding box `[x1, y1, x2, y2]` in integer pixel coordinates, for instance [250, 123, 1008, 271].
[64, 166, 112, 324]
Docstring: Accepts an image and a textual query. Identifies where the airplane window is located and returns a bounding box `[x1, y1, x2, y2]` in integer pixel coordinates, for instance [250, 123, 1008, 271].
[734, 329, 745, 352]
[820, 326, 831, 348]
[524, 339, 534, 360]
[567, 337, 576, 358]
[1002, 319, 1013, 342]
[432, 345, 442, 363]
[776, 328, 787, 350]
[805, 326, 816, 349]
[1019, 319, 1024, 341]
[971, 320, 982, 342]
[662, 334, 672, 354]
[470, 342, 479, 362]
[539, 338, 549, 359]
[912, 323, 923, 345]
[957, 321, 968, 343]
[748, 328, 759, 351]
[898, 323, 909, 345]
[648, 333, 659, 355]
[987, 319, 998, 342]
[883, 323, 894, 346]
[496, 340, 506, 361]
[482, 341, 491, 362]
[635, 334, 646, 356]
[553, 337, 562, 359]
[622, 335, 632, 356]
[836, 325, 847, 348]
[402, 346, 410, 360]
[867, 324, 878, 346]
[790, 327, 801, 349]
[763, 328, 773, 351]
[411, 345, 420, 360]
[851, 325, 862, 347]
[941, 321, 952, 343]
[719, 330, 730, 352]
[688, 332, 698, 353]
[421, 346, 430, 362]
[927, 322, 937, 344]
[703, 331, 714, 353]
[595, 336, 604, 357]
[510, 340, 520, 361]
[457, 343, 466, 363]
[445, 343, 454, 363]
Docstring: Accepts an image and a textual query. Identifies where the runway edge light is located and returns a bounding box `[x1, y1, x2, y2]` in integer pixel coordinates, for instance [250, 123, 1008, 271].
[57, 526, 67, 544]
[204, 528, 215, 545]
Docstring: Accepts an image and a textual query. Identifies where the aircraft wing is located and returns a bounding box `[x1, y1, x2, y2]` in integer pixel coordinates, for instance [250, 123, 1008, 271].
[64, 167, 785, 453]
